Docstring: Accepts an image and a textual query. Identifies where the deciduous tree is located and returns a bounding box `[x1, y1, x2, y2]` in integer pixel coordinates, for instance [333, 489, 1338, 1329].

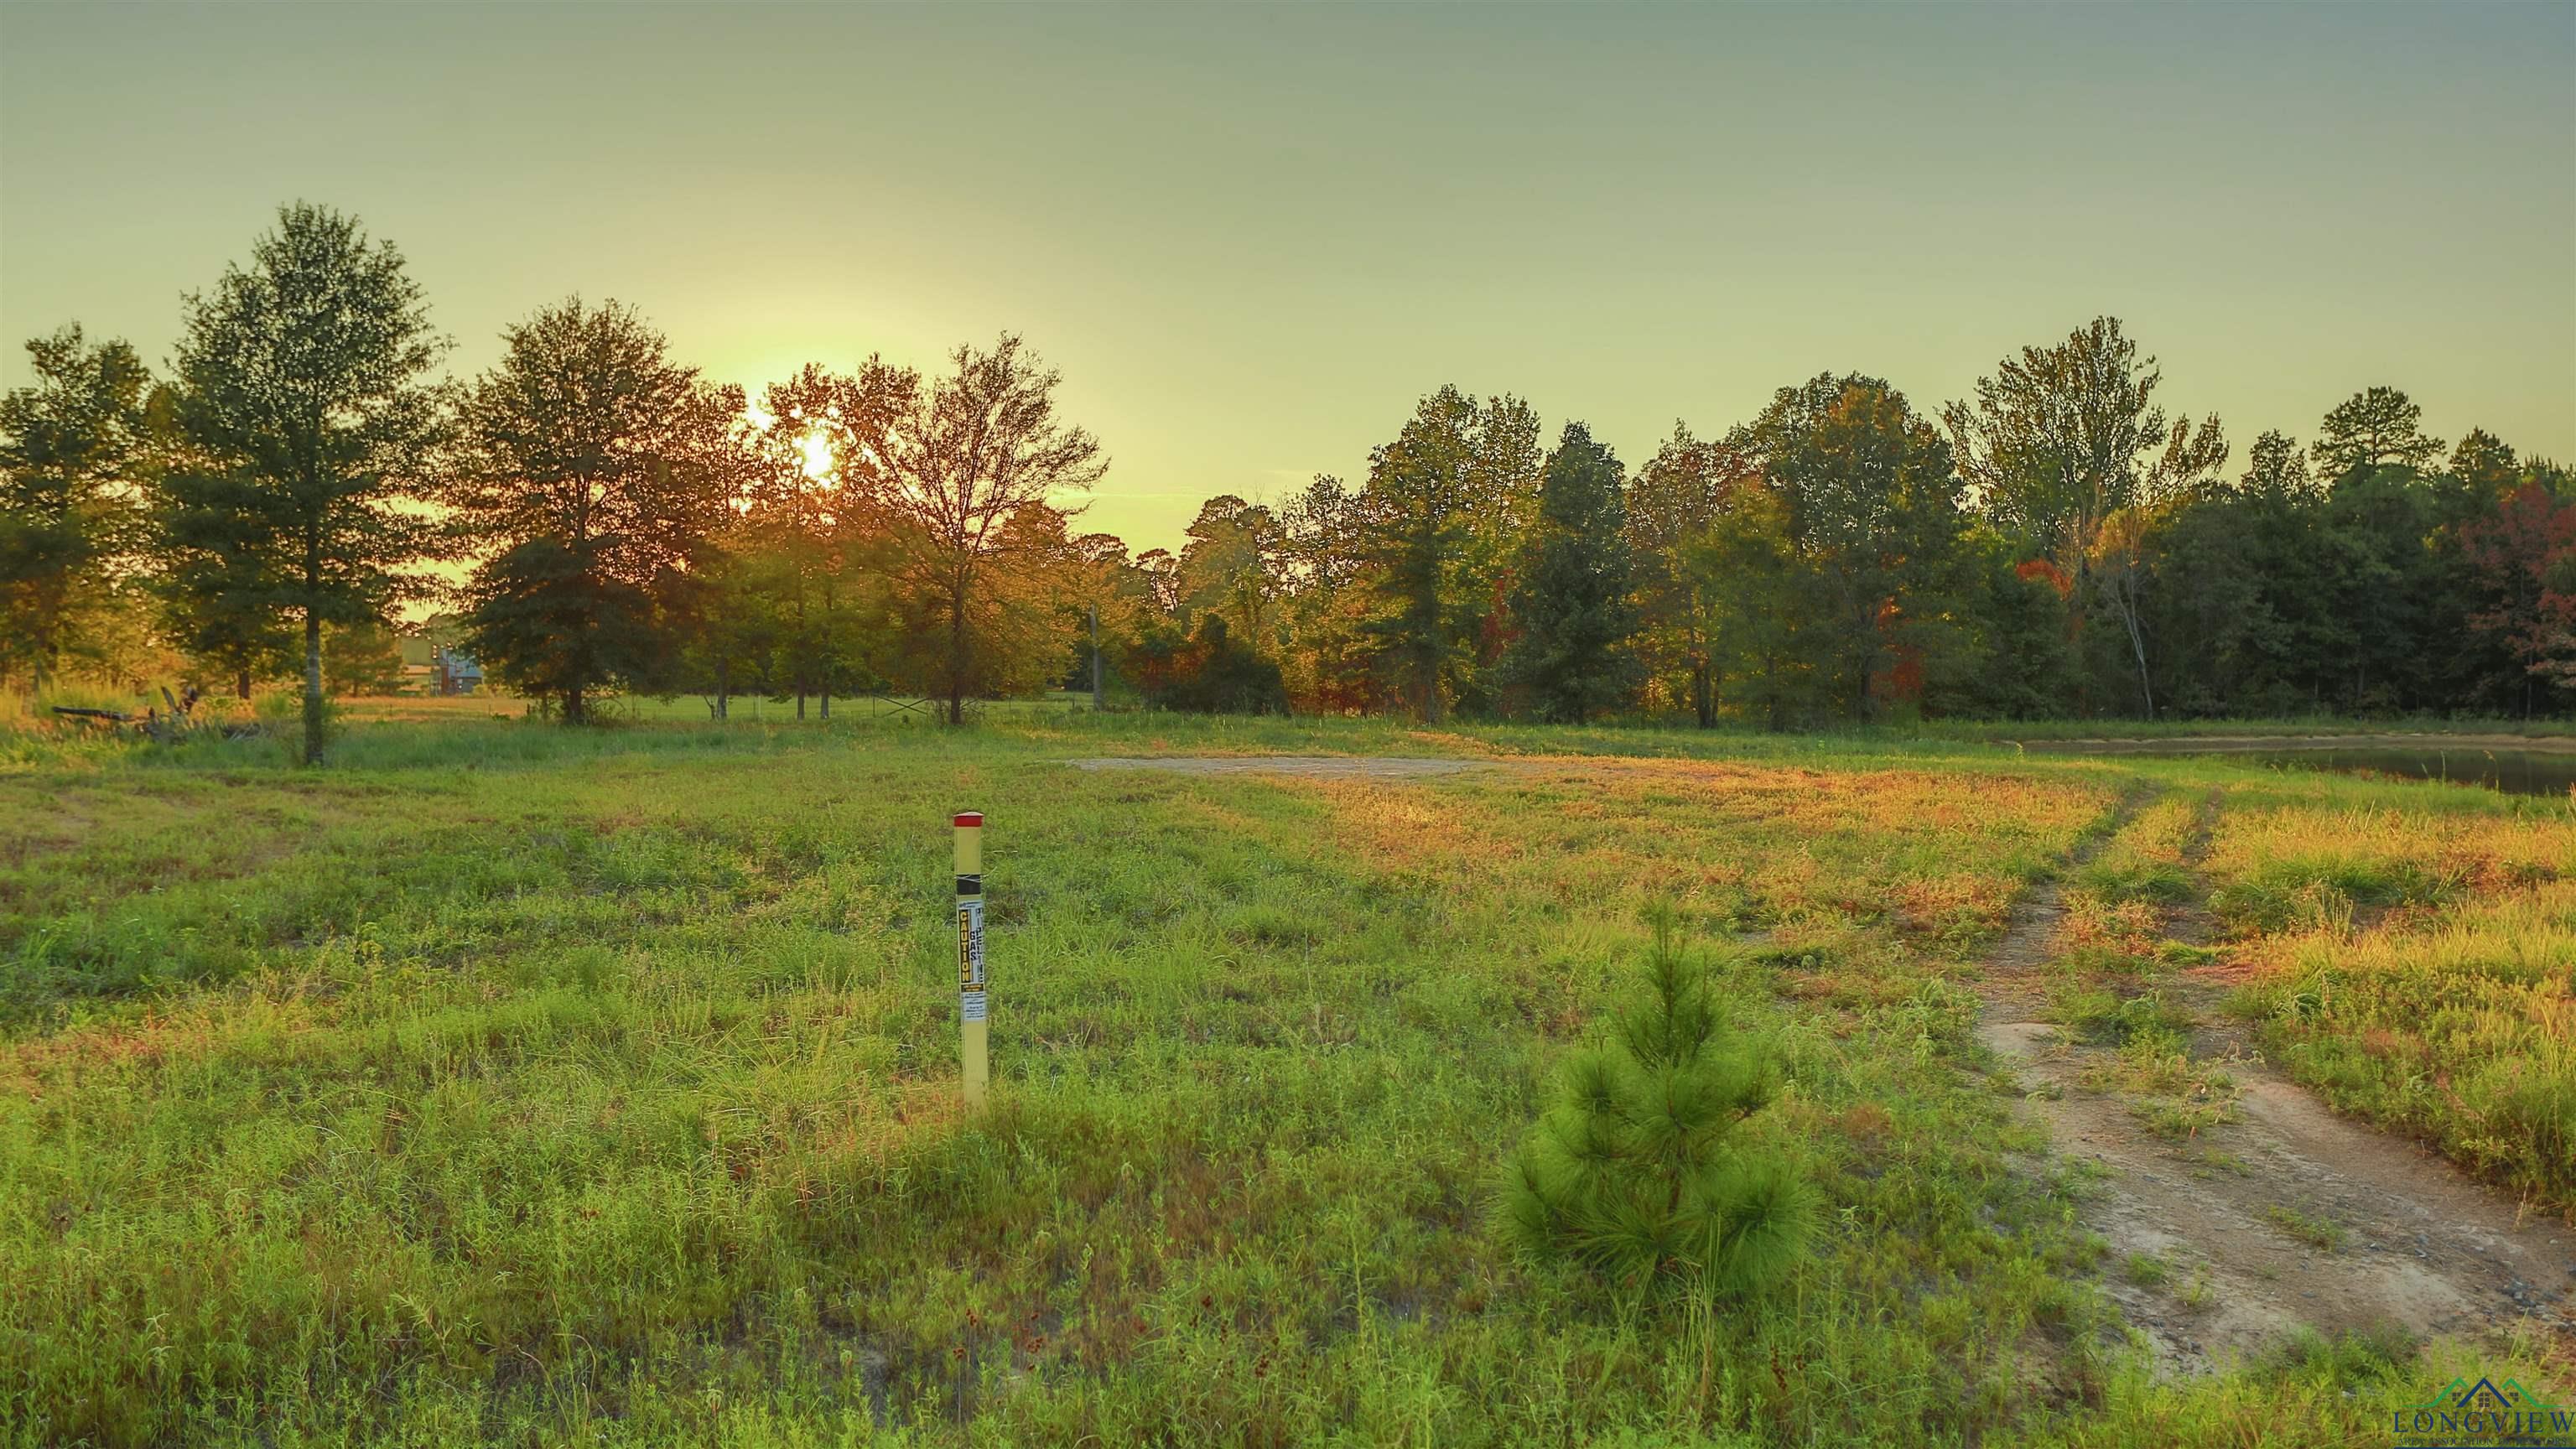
[1742, 373, 1967, 719]
[748, 363, 892, 719]
[1626, 423, 1750, 726]
[1176, 495, 1283, 645]
[1945, 318, 2223, 714]
[809, 336, 1104, 723]
[2460, 482, 2576, 716]
[1275, 475, 1384, 713]
[1682, 483, 1816, 730]
[447, 298, 750, 722]
[322, 617, 405, 696]
[1356, 387, 1541, 721]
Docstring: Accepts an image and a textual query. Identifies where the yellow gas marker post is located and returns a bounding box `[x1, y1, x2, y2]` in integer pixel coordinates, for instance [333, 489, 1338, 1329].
[953, 811, 988, 1110]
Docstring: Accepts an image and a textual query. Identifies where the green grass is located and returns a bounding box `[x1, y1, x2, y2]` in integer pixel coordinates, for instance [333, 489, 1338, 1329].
[2232, 886, 2576, 1208]
[2046, 987, 2191, 1050]
[2205, 795, 2576, 1211]
[2031, 771, 2575, 1215]
[0, 700, 2564, 1446]
[2261, 1205, 2349, 1254]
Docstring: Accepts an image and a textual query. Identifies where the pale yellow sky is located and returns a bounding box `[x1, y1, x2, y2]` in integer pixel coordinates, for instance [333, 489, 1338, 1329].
[5, 3, 2571, 553]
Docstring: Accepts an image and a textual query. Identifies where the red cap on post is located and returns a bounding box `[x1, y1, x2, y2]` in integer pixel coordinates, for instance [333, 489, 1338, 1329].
[953, 812, 983, 828]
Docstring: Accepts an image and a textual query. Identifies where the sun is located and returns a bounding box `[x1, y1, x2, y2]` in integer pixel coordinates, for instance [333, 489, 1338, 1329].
[797, 430, 834, 481]
[743, 402, 837, 483]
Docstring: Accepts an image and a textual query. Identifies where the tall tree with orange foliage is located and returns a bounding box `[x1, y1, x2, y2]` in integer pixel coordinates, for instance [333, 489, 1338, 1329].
[787, 336, 1104, 723]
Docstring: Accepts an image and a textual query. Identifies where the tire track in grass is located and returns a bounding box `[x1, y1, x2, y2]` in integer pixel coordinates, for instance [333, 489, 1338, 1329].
[1079, 757, 2576, 1373]
[1973, 789, 2575, 1377]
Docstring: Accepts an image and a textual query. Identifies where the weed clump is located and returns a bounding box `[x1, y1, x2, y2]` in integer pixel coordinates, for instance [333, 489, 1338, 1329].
[1501, 907, 1815, 1300]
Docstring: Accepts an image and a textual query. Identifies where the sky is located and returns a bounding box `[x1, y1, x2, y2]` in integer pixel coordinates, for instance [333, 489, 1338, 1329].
[3, 2, 2572, 553]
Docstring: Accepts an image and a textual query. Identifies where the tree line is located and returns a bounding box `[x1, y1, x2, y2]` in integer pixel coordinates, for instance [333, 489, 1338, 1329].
[6, 203, 2571, 762]
[1, 204, 1109, 761]
[1078, 334, 2571, 730]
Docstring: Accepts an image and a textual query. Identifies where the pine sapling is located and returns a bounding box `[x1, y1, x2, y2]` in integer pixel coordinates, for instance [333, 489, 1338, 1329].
[1503, 906, 1815, 1301]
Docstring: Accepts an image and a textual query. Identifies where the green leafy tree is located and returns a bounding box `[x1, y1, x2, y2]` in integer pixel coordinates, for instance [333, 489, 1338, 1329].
[1361, 389, 1479, 722]
[2133, 491, 2275, 717]
[1740, 373, 1970, 719]
[1135, 614, 1291, 714]
[161, 203, 444, 761]
[155, 474, 295, 699]
[2460, 481, 2576, 716]
[1945, 317, 2172, 557]
[750, 363, 898, 719]
[743, 502, 882, 719]
[448, 299, 750, 723]
[2309, 388, 2449, 709]
[1682, 484, 1819, 730]
[0, 325, 152, 691]
[1624, 423, 1748, 726]
[2218, 432, 2349, 710]
[1945, 318, 2225, 715]
[461, 541, 662, 719]
[322, 616, 405, 695]
[859, 492, 1089, 719]
[1046, 531, 1155, 701]
[673, 525, 789, 719]
[1276, 475, 1390, 714]
[2086, 506, 2165, 714]
[1356, 387, 1541, 721]
[1504, 907, 1815, 1301]
[1453, 393, 1545, 714]
[1940, 528, 2080, 719]
[1176, 495, 1284, 645]
[1498, 422, 1641, 723]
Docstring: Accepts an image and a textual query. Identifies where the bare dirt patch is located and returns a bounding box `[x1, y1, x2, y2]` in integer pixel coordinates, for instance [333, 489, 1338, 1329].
[1071, 755, 1509, 780]
[1975, 797, 2575, 1375]
[1075, 757, 2576, 1369]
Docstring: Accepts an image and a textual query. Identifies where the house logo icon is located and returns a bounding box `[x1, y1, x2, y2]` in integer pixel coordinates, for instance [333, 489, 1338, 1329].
[2393, 1376, 2573, 1448]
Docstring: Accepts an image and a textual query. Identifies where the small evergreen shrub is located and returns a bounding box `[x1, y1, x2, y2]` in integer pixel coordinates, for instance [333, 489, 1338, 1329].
[1503, 907, 1816, 1299]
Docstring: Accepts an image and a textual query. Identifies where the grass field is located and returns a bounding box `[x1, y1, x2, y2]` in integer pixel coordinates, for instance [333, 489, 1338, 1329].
[1, 699, 2568, 1446]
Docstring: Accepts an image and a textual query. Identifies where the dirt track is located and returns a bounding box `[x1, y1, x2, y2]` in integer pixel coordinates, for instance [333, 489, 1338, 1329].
[1074, 756, 2576, 1369]
[1976, 796, 2574, 1374]
[1071, 755, 1505, 779]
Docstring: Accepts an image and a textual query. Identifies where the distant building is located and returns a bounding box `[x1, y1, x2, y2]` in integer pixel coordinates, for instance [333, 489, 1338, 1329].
[434, 647, 483, 696]
[395, 615, 480, 695]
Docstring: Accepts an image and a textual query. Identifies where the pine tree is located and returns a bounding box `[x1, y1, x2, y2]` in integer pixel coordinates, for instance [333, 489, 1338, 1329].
[1503, 907, 1815, 1300]
[0, 326, 154, 693]
[1498, 422, 1642, 723]
[162, 204, 444, 761]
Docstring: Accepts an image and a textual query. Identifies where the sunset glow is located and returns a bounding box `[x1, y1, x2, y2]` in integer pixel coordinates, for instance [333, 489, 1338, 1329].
[4, 5, 2573, 1443]
[4, 3, 2568, 553]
